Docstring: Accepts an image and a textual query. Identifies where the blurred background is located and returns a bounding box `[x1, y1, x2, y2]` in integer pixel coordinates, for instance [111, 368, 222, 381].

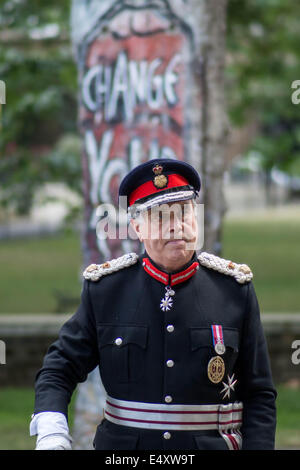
[0, 0, 300, 450]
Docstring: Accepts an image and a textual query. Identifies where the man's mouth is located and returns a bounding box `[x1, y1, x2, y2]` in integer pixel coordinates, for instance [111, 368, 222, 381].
[166, 239, 186, 245]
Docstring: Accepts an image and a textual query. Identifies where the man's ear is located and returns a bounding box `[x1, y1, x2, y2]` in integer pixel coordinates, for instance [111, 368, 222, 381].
[130, 218, 143, 242]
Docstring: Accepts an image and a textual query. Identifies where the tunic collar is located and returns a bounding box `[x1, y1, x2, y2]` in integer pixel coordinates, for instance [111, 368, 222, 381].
[142, 252, 199, 286]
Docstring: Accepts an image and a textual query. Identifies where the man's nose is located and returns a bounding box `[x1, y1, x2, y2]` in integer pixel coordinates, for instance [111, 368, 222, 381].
[169, 213, 183, 233]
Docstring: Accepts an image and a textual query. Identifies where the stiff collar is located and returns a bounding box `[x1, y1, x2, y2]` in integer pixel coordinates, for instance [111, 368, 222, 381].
[142, 252, 199, 286]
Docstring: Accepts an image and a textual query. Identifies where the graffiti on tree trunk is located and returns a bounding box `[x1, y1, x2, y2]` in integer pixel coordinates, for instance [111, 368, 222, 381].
[75, 1, 197, 263]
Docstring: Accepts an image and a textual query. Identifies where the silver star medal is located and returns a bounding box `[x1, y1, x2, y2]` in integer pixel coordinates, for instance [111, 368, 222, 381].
[160, 286, 175, 312]
[220, 374, 237, 399]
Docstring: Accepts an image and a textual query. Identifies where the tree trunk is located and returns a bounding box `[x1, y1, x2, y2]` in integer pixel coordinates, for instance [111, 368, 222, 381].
[70, 0, 228, 449]
[197, 0, 228, 254]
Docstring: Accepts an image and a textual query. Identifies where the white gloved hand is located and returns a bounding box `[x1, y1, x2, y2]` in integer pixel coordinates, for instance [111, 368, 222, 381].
[30, 412, 72, 450]
[36, 433, 72, 450]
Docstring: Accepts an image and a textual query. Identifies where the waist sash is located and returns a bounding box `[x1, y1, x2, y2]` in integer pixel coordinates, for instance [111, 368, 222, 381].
[104, 395, 243, 432]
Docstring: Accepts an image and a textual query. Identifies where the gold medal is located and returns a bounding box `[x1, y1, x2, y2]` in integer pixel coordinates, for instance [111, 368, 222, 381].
[207, 356, 225, 384]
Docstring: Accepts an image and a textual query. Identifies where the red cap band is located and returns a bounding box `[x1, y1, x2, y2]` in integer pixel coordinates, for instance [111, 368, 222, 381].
[129, 174, 189, 206]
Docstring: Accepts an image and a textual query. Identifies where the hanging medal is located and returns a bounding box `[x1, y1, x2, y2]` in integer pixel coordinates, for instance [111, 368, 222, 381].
[211, 324, 226, 355]
[160, 286, 175, 312]
[207, 324, 226, 384]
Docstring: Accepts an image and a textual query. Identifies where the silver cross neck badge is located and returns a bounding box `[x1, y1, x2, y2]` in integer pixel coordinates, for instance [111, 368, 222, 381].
[160, 286, 175, 312]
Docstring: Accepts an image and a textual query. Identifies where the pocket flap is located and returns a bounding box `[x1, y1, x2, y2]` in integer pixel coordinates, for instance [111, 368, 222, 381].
[194, 433, 229, 450]
[223, 328, 239, 351]
[190, 328, 211, 351]
[97, 324, 148, 349]
[190, 327, 239, 352]
[94, 421, 139, 450]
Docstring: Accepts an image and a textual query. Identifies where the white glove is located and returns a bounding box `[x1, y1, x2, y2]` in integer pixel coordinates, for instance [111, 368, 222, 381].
[35, 434, 72, 450]
[30, 411, 72, 450]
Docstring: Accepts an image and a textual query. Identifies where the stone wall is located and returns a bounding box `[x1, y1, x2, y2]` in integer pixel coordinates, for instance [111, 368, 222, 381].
[0, 315, 70, 387]
[0, 314, 300, 387]
[261, 314, 300, 384]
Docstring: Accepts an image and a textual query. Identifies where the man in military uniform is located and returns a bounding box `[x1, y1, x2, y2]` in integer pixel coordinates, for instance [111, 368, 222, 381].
[30, 159, 276, 450]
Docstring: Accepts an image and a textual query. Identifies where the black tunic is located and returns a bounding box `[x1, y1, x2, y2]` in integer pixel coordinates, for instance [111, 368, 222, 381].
[33, 251, 277, 450]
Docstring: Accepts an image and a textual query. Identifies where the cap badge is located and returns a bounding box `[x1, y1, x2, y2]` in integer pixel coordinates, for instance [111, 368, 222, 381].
[152, 164, 168, 189]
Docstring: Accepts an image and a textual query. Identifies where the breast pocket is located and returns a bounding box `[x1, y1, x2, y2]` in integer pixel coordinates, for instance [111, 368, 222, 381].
[97, 324, 148, 384]
[189, 327, 239, 383]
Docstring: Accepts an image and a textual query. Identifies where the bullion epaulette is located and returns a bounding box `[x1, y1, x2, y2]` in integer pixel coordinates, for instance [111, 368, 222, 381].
[83, 252, 139, 282]
[197, 251, 253, 284]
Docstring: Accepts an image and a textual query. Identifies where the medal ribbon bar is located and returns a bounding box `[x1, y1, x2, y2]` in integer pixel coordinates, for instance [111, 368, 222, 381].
[211, 324, 226, 355]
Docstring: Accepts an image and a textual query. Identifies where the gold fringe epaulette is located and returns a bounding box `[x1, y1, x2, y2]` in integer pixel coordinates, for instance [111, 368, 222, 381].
[83, 252, 139, 282]
[198, 252, 253, 284]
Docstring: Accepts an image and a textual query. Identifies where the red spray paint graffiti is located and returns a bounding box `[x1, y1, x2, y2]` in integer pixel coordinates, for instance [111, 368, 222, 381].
[77, 9, 194, 263]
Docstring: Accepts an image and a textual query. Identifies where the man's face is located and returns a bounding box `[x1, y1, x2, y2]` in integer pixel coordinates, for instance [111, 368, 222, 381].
[131, 199, 198, 271]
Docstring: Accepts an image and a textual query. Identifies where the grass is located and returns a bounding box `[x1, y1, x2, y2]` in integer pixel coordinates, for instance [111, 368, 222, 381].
[276, 382, 300, 449]
[0, 387, 77, 450]
[0, 230, 82, 314]
[222, 208, 300, 313]
[0, 384, 298, 450]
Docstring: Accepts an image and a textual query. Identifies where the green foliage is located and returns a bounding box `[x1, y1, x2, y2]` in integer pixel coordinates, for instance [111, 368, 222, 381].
[227, 0, 300, 173]
[0, 134, 82, 214]
[0, 0, 71, 32]
[1, 0, 300, 216]
[0, 0, 79, 215]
